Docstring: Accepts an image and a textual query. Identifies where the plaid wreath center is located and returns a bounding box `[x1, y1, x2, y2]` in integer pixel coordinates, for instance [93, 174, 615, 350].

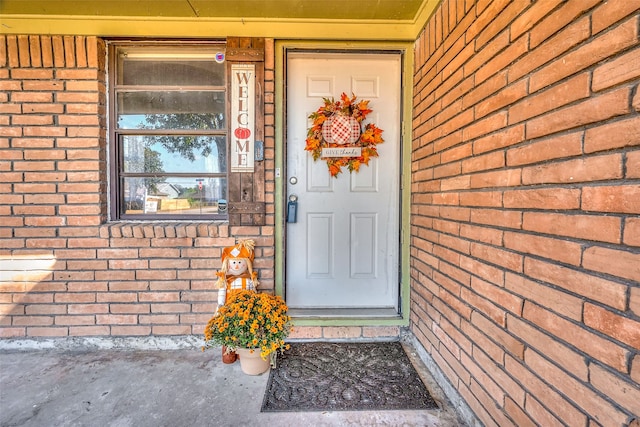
[322, 114, 361, 145]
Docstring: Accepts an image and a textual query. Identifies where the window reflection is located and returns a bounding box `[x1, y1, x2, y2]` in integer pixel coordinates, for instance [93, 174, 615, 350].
[120, 58, 225, 86]
[123, 177, 226, 215]
[122, 136, 227, 174]
[117, 92, 225, 130]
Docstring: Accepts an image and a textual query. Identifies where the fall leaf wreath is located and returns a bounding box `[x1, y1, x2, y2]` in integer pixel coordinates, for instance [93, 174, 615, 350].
[305, 93, 384, 177]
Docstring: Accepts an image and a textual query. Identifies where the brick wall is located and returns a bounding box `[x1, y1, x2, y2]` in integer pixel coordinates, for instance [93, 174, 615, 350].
[0, 35, 276, 338]
[412, 0, 639, 425]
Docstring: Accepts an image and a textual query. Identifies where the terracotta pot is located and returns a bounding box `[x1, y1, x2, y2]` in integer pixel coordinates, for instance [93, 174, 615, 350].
[222, 346, 237, 364]
[236, 348, 270, 375]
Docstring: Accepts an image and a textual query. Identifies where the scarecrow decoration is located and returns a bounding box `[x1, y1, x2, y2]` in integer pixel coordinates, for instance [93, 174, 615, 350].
[215, 239, 259, 363]
[216, 239, 259, 310]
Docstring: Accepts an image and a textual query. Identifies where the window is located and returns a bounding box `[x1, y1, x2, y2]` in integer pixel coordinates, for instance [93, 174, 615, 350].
[109, 42, 228, 220]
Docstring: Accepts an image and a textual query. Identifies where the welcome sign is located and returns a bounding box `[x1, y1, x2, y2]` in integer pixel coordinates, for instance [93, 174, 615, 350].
[231, 64, 255, 172]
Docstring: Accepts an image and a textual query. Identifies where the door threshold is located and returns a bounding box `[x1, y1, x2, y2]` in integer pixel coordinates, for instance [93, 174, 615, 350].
[288, 307, 400, 319]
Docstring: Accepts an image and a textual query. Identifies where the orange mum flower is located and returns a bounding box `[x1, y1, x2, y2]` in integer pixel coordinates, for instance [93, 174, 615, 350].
[202, 289, 292, 360]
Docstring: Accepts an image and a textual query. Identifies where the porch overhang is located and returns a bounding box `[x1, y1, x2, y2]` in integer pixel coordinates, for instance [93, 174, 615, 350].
[0, 0, 441, 40]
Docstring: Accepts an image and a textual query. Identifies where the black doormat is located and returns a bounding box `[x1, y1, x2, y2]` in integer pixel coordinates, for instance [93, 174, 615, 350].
[260, 342, 438, 412]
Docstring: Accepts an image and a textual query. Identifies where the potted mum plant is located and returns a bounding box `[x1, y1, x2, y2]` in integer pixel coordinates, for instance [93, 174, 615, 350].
[204, 289, 292, 375]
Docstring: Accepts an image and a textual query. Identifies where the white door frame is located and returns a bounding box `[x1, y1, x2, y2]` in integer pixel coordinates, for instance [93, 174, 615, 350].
[274, 41, 414, 325]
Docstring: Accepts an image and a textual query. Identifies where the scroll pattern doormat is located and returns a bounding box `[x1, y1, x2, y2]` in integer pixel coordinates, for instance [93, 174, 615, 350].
[261, 342, 438, 412]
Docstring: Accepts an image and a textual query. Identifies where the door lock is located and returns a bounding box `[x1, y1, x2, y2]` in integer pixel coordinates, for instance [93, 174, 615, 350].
[287, 194, 298, 223]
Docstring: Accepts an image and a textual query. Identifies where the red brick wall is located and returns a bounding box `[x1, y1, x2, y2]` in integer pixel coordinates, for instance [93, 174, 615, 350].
[0, 35, 276, 338]
[412, 0, 639, 425]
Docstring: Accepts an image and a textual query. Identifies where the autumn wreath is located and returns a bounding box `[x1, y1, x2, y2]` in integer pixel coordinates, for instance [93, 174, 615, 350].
[305, 93, 384, 177]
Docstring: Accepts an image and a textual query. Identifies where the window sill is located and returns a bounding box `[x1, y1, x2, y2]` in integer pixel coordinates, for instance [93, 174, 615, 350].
[99, 221, 229, 239]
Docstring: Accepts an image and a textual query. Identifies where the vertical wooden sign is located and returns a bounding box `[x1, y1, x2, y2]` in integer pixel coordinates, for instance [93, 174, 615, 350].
[226, 37, 265, 226]
[231, 63, 255, 172]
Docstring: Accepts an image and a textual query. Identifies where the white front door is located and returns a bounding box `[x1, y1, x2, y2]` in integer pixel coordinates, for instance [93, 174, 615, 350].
[285, 52, 402, 314]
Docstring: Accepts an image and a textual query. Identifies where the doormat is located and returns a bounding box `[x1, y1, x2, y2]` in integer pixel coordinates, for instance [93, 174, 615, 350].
[260, 342, 438, 412]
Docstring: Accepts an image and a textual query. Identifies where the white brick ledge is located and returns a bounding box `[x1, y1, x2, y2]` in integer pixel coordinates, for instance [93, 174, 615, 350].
[0, 335, 202, 351]
[99, 222, 229, 239]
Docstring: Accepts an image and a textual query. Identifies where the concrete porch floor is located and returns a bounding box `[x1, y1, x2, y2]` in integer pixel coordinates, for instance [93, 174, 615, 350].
[0, 337, 467, 427]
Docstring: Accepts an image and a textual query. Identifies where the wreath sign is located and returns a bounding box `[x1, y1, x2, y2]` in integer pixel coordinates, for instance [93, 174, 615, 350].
[305, 93, 384, 177]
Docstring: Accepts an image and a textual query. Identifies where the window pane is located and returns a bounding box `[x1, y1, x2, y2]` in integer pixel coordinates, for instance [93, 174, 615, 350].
[122, 135, 227, 174]
[122, 176, 227, 215]
[120, 58, 225, 86]
[112, 43, 230, 220]
[117, 91, 226, 129]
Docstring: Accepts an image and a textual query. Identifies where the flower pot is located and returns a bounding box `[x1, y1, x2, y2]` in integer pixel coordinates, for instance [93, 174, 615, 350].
[222, 346, 237, 364]
[236, 348, 270, 375]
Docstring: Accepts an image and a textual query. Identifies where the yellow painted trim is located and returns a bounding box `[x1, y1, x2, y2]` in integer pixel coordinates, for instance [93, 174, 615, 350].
[413, 0, 442, 35]
[0, 14, 433, 40]
[274, 40, 414, 327]
[0, 0, 440, 40]
[401, 49, 415, 324]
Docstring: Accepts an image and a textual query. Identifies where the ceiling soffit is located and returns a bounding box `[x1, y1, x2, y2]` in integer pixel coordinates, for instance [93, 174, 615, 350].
[0, 0, 441, 40]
